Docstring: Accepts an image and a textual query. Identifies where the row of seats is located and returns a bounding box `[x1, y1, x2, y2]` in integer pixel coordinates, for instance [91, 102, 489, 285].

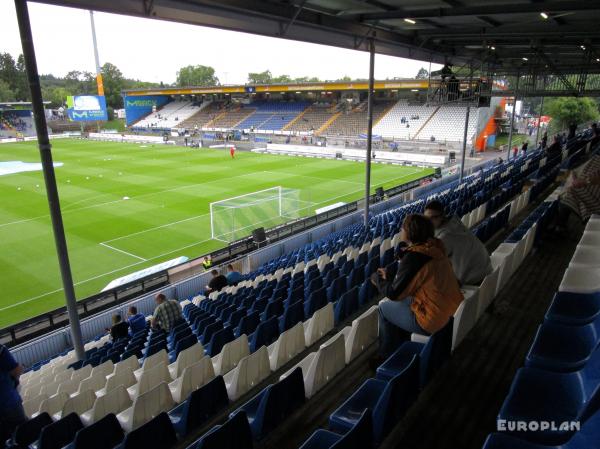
[483, 215, 600, 448]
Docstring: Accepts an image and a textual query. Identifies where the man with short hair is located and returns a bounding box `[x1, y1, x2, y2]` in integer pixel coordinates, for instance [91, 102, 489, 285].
[424, 200, 492, 286]
[0, 344, 26, 443]
[151, 293, 183, 332]
[226, 264, 242, 285]
[206, 269, 228, 294]
[127, 306, 146, 335]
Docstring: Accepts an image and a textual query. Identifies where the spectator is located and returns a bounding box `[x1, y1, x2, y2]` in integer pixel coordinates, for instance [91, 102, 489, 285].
[541, 131, 548, 149]
[554, 152, 600, 233]
[512, 145, 518, 159]
[546, 135, 562, 156]
[206, 269, 228, 294]
[108, 314, 129, 341]
[371, 214, 463, 357]
[151, 293, 183, 332]
[226, 264, 242, 285]
[0, 344, 26, 443]
[201, 255, 213, 270]
[424, 200, 493, 285]
[127, 306, 146, 335]
[521, 141, 528, 155]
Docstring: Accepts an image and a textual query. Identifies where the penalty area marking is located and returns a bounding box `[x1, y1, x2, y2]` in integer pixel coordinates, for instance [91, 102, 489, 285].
[99, 242, 147, 261]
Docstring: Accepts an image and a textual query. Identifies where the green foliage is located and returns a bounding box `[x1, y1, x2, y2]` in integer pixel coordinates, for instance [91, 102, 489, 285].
[176, 65, 219, 87]
[101, 62, 125, 109]
[0, 52, 28, 101]
[0, 79, 15, 102]
[545, 97, 599, 131]
[247, 70, 272, 84]
[416, 67, 429, 79]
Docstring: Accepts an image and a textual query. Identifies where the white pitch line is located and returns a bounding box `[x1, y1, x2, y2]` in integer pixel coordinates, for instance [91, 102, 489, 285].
[99, 242, 147, 261]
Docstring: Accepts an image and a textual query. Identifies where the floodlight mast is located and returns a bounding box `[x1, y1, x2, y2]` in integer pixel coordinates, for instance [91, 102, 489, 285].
[89, 10, 104, 96]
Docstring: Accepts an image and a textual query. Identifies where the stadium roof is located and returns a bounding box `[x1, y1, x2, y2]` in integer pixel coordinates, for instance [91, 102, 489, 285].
[33, 0, 600, 75]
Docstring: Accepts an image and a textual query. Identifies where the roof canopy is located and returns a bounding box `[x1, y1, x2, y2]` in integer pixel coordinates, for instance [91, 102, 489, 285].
[33, 0, 600, 75]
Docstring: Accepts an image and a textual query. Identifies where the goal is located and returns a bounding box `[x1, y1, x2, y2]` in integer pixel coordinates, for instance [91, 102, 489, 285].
[210, 187, 302, 242]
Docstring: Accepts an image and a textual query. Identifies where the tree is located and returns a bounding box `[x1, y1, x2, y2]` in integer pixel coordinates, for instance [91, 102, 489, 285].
[271, 74, 292, 84]
[15, 54, 30, 101]
[176, 65, 219, 87]
[416, 67, 429, 79]
[0, 53, 17, 91]
[545, 97, 599, 133]
[336, 75, 352, 82]
[247, 70, 272, 84]
[101, 62, 125, 109]
[41, 86, 71, 108]
[0, 79, 15, 102]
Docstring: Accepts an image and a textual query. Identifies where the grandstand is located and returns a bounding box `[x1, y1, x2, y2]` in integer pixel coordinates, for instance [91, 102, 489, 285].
[7, 0, 600, 448]
[134, 100, 207, 129]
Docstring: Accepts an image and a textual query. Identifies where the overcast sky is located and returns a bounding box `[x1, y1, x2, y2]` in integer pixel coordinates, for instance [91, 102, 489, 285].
[1, 2, 439, 85]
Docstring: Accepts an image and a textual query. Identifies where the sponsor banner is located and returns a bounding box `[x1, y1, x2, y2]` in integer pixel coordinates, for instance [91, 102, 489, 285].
[66, 95, 108, 121]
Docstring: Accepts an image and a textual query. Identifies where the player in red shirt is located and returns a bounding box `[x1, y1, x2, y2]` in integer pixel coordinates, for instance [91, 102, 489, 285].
[230, 145, 235, 159]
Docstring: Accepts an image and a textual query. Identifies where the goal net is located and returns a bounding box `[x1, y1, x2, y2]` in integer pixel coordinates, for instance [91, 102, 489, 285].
[210, 186, 302, 242]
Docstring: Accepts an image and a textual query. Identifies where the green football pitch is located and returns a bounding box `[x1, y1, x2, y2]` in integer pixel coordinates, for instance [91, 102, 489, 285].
[0, 139, 433, 328]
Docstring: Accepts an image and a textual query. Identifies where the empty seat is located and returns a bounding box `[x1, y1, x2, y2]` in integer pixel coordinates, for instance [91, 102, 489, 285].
[115, 412, 177, 449]
[545, 291, 600, 325]
[330, 355, 419, 444]
[90, 360, 114, 379]
[100, 367, 137, 396]
[134, 349, 168, 380]
[476, 268, 500, 317]
[268, 322, 306, 371]
[168, 342, 203, 379]
[304, 303, 334, 347]
[212, 334, 250, 375]
[37, 413, 83, 449]
[452, 287, 479, 349]
[81, 384, 132, 426]
[205, 327, 235, 358]
[117, 382, 175, 432]
[334, 287, 359, 325]
[168, 356, 216, 403]
[282, 331, 346, 398]
[55, 389, 96, 421]
[224, 345, 271, 401]
[299, 409, 372, 449]
[339, 306, 378, 363]
[23, 393, 48, 417]
[237, 366, 305, 440]
[78, 370, 108, 394]
[187, 410, 253, 449]
[8, 412, 52, 448]
[57, 378, 81, 396]
[66, 413, 124, 449]
[70, 365, 93, 383]
[249, 316, 280, 352]
[38, 392, 69, 417]
[279, 300, 304, 333]
[128, 361, 172, 400]
[168, 376, 229, 438]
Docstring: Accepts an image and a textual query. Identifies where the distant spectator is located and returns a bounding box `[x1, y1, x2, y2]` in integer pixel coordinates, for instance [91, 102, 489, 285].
[206, 269, 228, 294]
[521, 141, 529, 155]
[151, 293, 183, 332]
[109, 314, 129, 341]
[201, 256, 213, 270]
[226, 264, 242, 285]
[546, 135, 562, 156]
[371, 214, 463, 357]
[541, 132, 548, 149]
[127, 306, 146, 335]
[512, 145, 518, 159]
[0, 344, 26, 443]
[424, 200, 492, 285]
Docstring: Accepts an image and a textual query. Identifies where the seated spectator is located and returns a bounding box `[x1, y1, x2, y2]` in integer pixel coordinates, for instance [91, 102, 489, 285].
[546, 135, 562, 156]
[0, 344, 25, 443]
[371, 214, 463, 357]
[151, 293, 183, 332]
[127, 306, 146, 335]
[206, 269, 228, 294]
[554, 152, 600, 232]
[424, 200, 492, 285]
[108, 314, 129, 341]
[226, 264, 242, 285]
[201, 255, 213, 270]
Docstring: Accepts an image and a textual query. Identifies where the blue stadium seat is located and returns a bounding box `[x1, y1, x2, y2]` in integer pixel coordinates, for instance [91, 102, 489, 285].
[279, 300, 304, 333]
[299, 410, 372, 449]
[201, 321, 223, 346]
[525, 319, 600, 372]
[326, 277, 345, 303]
[261, 298, 284, 321]
[7, 412, 52, 449]
[236, 366, 305, 440]
[227, 309, 246, 329]
[169, 376, 229, 437]
[305, 288, 327, 319]
[235, 311, 260, 339]
[329, 355, 419, 444]
[249, 316, 279, 352]
[545, 292, 600, 326]
[358, 280, 374, 307]
[116, 413, 177, 449]
[498, 347, 600, 444]
[143, 340, 167, 359]
[169, 334, 198, 363]
[376, 318, 452, 388]
[334, 287, 359, 325]
[205, 327, 235, 357]
[187, 410, 253, 449]
[37, 413, 83, 449]
[65, 413, 124, 449]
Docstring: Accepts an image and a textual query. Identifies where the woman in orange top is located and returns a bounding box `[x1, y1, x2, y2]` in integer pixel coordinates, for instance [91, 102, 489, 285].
[372, 214, 464, 357]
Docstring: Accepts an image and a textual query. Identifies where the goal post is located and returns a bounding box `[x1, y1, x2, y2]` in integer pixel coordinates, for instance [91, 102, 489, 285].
[210, 186, 302, 243]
